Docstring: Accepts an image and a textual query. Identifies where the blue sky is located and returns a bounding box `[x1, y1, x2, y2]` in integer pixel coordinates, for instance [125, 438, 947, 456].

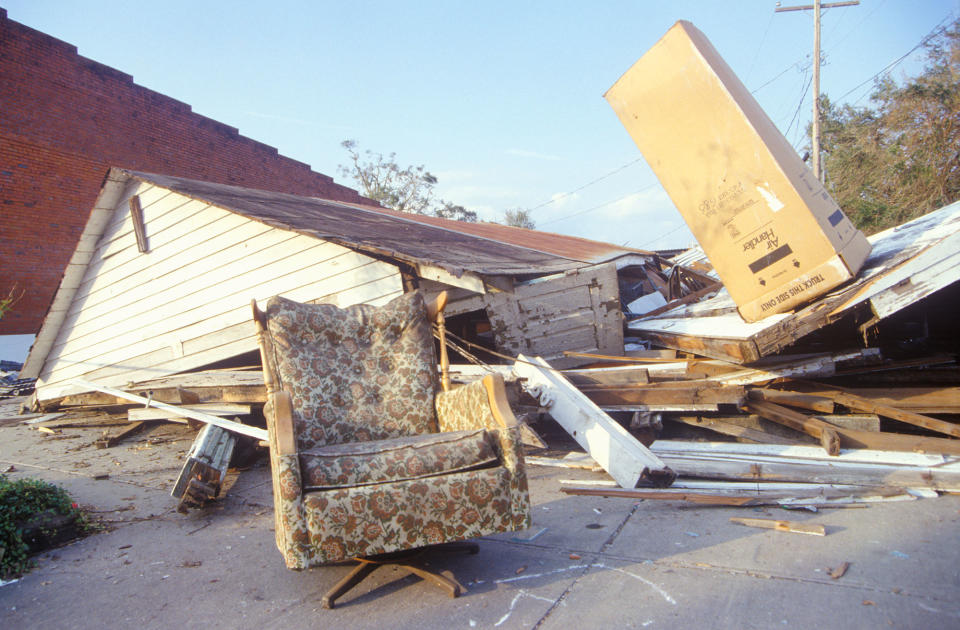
[6, 0, 959, 250]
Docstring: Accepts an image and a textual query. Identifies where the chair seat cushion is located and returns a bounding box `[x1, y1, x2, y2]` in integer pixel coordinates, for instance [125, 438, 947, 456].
[299, 429, 498, 490]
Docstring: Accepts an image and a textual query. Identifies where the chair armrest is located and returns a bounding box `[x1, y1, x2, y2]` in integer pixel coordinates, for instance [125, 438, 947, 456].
[267, 390, 298, 456]
[482, 373, 519, 430]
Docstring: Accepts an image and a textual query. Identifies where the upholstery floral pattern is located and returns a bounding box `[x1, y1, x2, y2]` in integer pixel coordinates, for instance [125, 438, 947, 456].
[436, 378, 531, 529]
[435, 378, 499, 433]
[256, 291, 532, 570]
[265, 291, 439, 450]
[281, 468, 516, 565]
[299, 429, 497, 490]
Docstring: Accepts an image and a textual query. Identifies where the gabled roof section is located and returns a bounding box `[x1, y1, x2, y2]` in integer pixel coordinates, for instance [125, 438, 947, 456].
[356, 205, 652, 265]
[122, 170, 647, 277]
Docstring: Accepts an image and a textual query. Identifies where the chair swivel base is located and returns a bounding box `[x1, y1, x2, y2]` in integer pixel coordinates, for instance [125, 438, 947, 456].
[321, 542, 480, 609]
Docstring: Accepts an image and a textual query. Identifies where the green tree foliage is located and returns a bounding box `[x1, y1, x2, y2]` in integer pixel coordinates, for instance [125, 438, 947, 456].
[502, 208, 536, 229]
[0, 285, 22, 321]
[338, 140, 477, 222]
[818, 21, 960, 233]
[433, 201, 478, 223]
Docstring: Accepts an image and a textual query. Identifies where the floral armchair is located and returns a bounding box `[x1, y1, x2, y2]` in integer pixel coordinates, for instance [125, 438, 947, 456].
[252, 290, 531, 607]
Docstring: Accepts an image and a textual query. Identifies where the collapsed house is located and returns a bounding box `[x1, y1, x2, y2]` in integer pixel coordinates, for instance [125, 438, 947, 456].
[15, 18, 960, 513]
[21, 168, 658, 405]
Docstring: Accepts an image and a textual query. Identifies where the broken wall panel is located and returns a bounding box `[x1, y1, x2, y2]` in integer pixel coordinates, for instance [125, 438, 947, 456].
[649, 440, 960, 491]
[485, 264, 623, 369]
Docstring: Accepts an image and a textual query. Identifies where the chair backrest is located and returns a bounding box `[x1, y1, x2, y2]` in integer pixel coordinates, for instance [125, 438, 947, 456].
[258, 291, 440, 451]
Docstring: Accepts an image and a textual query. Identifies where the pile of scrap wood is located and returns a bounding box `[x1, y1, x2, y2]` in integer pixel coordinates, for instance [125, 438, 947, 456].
[617, 254, 720, 320]
[543, 347, 960, 504]
[518, 202, 960, 506]
[30, 369, 267, 512]
[1, 362, 34, 399]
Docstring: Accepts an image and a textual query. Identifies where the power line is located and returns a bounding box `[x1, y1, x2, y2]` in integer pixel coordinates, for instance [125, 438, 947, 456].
[827, 0, 886, 49]
[784, 67, 813, 142]
[637, 221, 691, 249]
[837, 13, 955, 104]
[745, 11, 777, 84]
[524, 157, 644, 214]
[538, 184, 659, 226]
[750, 60, 804, 94]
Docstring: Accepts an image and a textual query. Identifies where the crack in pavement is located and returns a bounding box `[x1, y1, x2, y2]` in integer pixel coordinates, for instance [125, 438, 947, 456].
[529, 501, 644, 629]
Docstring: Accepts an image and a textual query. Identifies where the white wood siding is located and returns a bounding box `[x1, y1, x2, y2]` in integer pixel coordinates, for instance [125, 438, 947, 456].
[36, 183, 402, 402]
[485, 263, 623, 368]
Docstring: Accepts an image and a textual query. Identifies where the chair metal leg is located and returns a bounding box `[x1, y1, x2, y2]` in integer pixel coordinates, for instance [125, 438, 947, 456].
[319, 542, 482, 608]
[399, 564, 461, 598]
[322, 561, 379, 609]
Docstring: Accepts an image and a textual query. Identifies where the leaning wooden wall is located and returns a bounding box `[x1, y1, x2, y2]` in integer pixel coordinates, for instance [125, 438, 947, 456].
[485, 263, 623, 368]
[424, 263, 623, 369]
[34, 181, 401, 402]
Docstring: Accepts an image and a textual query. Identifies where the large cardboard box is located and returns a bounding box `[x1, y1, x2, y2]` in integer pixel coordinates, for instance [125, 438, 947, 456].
[605, 20, 871, 322]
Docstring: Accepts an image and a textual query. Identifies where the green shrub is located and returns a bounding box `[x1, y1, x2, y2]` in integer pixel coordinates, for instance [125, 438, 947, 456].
[0, 475, 90, 578]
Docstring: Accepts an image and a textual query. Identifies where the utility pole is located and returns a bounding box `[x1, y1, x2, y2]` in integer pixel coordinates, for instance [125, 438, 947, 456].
[776, 0, 858, 182]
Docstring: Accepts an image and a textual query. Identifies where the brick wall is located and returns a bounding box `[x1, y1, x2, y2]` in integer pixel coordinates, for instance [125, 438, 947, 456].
[0, 9, 370, 334]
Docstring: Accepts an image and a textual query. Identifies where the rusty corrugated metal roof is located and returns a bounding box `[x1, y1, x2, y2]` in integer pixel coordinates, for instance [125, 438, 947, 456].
[336, 201, 653, 264]
[124, 170, 647, 276]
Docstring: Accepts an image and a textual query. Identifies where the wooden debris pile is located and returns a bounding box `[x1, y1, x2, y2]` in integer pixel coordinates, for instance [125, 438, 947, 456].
[618, 254, 721, 319]
[1, 361, 34, 399]
[519, 345, 960, 505]
[521, 201, 960, 507]
[26, 369, 267, 512]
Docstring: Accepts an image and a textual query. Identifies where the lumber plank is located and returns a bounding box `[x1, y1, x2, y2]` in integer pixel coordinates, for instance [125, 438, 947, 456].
[50, 370, 267, 408]
[747, 388, 834, 413]
[729, 517, 826, 536]
[562, 366, 650, 388]
[746, 399, 960, 455]
[790, 385, 960, 413]
[650, 440, 960, 490]
[129, 403, 251, 421]
[560, 477, 901, 498]
[583, 380, 745, 407]
[560, 486, 761, 505]
[668, 415, 805, 445]
[631, 326, 762, 364]
[513, 354, 675, 488]
[71, 379, 267, 441]
[708, 349, 877, 386]
[95, 421, 147, 449]
[800, 381, 960, 438]
[600, 403, 720, 412]
[818, 414, 881, 432]
[526, 455, 603, 471]
[746, 399, 844, 455]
